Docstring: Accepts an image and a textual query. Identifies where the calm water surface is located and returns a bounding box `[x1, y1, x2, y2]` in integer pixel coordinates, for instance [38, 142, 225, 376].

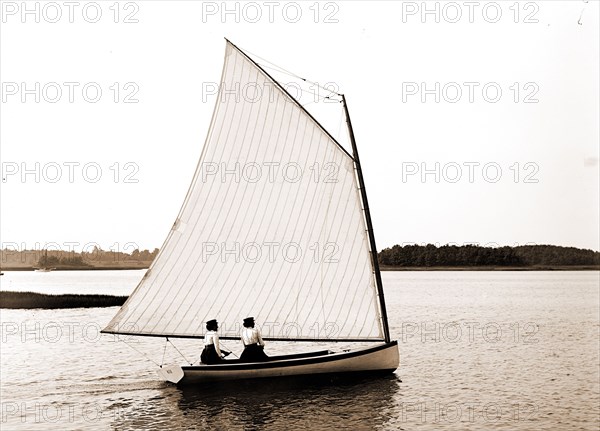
[1, 270, 598, 430]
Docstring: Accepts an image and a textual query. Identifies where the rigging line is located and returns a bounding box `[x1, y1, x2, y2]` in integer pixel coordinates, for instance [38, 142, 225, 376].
[161, 338, 168, 367]
[253, 68, 343, 102]
[120, 338, 161, 367]
[243, 49, 308, 83]
[219, 341, 240, 359]
[167, 338, 193, 365]
[298, 88, 342, 103]
[240, 47, 343, 97]
[299, 96, 342, 109]
[294, 90, 341, 103]
[229, 39, 354, 162]
[257, 62, 307, 80]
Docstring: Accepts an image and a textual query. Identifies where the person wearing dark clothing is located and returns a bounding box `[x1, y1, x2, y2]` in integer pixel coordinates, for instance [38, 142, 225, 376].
[200, 319, 225, 365]
[239, 317, 269, 362]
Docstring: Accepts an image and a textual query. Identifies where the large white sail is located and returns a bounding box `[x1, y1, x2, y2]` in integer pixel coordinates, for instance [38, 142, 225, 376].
[103, 41, 384, 341]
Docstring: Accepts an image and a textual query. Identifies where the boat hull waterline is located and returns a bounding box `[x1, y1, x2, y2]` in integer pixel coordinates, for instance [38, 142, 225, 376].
[158, 341, 399, 384]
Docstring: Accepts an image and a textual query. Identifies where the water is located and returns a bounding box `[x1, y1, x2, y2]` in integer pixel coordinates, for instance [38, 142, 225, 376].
[1, 271, 598, 430]
[0, 270, 146, 296]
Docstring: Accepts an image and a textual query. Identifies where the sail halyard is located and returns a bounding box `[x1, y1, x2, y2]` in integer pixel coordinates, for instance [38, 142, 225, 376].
[102, 40, 386, 343]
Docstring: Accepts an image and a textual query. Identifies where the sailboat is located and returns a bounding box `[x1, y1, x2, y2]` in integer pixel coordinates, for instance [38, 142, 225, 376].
[102, 39, 398, 384]
[34, 250, 55, 272]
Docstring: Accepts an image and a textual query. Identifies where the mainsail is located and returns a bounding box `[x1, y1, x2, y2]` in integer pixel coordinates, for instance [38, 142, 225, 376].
[103, 41, 386, 341]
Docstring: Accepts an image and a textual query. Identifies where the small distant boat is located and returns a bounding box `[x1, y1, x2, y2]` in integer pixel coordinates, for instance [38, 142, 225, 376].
[102, 39, 399, 384]
[35, 250, 55, 272]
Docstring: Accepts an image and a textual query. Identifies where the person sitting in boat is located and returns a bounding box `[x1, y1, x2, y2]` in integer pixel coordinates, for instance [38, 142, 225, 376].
[200, 319, 226, 364]
[240, 317, 269, 362]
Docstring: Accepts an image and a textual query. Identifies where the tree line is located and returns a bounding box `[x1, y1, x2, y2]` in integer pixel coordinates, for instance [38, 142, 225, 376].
[377, 244, 600, 267]
[1, 247, 159, 268]
[2, 244, 598, 269]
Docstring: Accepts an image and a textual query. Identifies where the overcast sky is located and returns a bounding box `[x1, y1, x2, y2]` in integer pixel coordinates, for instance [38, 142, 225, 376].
[1, 0, 598, 254]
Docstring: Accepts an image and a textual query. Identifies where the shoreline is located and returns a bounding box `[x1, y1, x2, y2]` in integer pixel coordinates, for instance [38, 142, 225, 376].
[0, 266, 150, 271]
[2, 265, 599, 272]
[379, 265, 600, 271]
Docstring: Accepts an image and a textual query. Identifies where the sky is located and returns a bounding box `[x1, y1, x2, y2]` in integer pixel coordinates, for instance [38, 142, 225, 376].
[1, 0, 599, 254]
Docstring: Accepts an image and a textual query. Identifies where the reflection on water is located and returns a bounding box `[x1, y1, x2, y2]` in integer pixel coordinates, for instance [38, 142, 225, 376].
[101, 376, 402, 431]
[173, 375, 401, 431]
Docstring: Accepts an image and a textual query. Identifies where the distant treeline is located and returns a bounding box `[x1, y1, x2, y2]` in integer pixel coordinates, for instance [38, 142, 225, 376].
[378, 244, 600, 268]
[2, 244, 598, 270]
[1, 246, 159, 269]
[37, 253, 90, 268]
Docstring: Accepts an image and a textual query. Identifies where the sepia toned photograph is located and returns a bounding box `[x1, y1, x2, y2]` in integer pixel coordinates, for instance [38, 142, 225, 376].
[1, 1, 598, 430]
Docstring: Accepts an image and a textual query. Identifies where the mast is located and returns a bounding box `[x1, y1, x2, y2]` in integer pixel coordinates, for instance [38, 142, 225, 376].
[341, 94, 391, 343]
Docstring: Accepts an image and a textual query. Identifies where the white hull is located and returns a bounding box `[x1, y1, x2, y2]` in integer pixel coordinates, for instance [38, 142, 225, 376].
[160, 341, 399, 384]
